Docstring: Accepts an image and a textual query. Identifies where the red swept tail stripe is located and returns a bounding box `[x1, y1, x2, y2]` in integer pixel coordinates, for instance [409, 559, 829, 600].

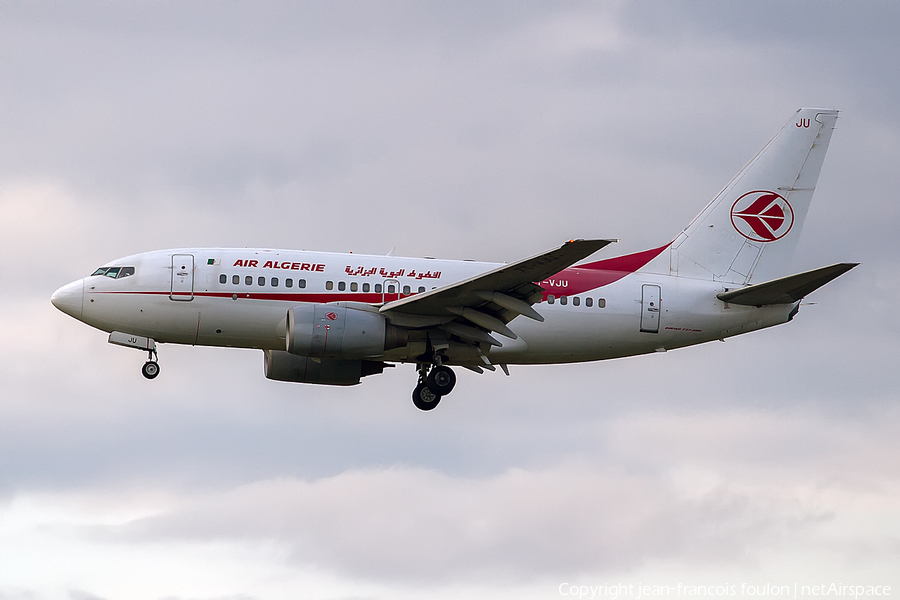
[577, 243, 670, 272]
[537, 243, 670, 298]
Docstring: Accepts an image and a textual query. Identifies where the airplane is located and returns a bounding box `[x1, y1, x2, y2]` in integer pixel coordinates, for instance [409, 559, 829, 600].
[51, 108, 857, 410]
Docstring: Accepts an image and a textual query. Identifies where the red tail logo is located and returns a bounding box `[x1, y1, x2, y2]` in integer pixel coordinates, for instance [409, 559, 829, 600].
[730, 190, 794, 242]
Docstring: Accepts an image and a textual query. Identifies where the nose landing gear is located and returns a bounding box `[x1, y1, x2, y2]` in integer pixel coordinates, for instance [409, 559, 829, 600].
[412, 359, 457, 411]
[142, 348, 160, 380]
[107, 332, 160, 380]
[141, 360, 160, 379]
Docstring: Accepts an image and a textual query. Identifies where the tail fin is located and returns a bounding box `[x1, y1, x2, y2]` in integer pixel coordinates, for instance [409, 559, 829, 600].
[671, 108, 838, 284]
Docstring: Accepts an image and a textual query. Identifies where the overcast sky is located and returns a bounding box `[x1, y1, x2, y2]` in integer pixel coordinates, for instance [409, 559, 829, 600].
[1, 2, 899, 599]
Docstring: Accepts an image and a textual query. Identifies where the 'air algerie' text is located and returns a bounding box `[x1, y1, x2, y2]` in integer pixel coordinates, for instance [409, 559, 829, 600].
[233, 260, 325, 271]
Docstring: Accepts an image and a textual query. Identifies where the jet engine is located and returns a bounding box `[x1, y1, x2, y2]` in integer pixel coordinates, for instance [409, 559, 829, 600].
[263, 349, 386, 386]
[285, 304, 406, 359]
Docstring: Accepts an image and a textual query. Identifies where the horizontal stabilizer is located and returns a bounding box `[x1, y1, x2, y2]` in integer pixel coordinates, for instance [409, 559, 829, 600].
[717, 263, 858, 306]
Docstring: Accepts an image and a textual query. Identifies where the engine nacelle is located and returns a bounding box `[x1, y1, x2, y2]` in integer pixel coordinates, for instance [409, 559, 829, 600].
[263, 349, 385, 386]
[285, 304, 406, 359]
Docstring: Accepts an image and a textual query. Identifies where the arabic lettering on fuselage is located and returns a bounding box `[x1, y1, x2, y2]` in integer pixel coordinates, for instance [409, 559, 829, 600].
[344, 266, 442, 280]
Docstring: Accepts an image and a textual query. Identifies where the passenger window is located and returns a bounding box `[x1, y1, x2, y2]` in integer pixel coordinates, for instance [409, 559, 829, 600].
[418, 286, 425, 293]
[560, 296, 567, 305]
[573, 297, 580, 306]
[338, 281, 346, 291]
[271, 277, 279, 287]
[298, 279, 306, 289]
[403, 285, 411, 295]
[548, 295, 555, 304]
[233, 275, 240, 285]
[597, 298, 606, 308]
[362, 283, 370, 292]
[375, 284, 383, 293]
[285, 278, 293, 288]
[326, 281, 334, 291]
[258, 276, 265, 286]
[105, 267, 120, 278]
[387, 284, 395, 293]
[585, 297, 593, 307]
[219, 274, 227, 284]
[118, 267, 135, 278]
[245, 276, 252, 285]
[350, 282, 358, 292]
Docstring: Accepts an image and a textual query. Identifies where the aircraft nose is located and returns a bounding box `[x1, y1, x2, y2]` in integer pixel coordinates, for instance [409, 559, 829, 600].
[51, 279, 84, 320]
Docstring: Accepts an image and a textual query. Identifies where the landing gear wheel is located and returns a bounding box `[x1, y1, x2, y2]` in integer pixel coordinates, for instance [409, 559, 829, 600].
[142, 361, 160, 380]
[426, 365, 456, 396]
[413, 382, 441, 411]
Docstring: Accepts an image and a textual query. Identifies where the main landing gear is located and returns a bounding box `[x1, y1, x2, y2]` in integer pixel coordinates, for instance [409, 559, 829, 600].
[142, 348, 160, 380]
[412, 359, 457, 411]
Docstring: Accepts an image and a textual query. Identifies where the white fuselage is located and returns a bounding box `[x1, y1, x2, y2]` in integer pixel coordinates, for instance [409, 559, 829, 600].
[52, 247, 796, 366]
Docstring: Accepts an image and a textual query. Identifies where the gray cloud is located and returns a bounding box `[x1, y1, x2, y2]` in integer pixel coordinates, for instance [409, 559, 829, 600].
[100, 466, 823, 582]
[84, 405, 899, 583]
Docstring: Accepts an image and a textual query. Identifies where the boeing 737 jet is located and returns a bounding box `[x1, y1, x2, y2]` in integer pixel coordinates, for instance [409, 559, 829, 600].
[51, 108, 856, 410]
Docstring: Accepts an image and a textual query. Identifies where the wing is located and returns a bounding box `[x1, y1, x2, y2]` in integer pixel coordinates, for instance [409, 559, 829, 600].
[717, 262, 858, 306]
[380, 239, 614, 344]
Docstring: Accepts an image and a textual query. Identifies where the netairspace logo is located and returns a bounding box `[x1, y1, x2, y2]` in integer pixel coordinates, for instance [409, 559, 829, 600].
[557, 582, 893, 600]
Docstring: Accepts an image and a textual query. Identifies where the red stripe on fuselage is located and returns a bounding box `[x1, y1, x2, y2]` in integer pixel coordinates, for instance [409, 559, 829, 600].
[92, 291, 396, 303]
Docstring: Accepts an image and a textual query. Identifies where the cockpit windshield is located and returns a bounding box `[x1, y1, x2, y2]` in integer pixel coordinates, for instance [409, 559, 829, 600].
[90, 266, 135, 279]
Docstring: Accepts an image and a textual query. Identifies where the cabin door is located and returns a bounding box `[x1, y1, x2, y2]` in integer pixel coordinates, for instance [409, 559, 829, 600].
[640, 284, 661, 333]
[170, 254, 195, 301]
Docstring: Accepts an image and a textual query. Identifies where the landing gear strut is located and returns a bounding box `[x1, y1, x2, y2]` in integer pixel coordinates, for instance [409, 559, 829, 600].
[411, 357, 456, 411]
[142, 348, 160, 380]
